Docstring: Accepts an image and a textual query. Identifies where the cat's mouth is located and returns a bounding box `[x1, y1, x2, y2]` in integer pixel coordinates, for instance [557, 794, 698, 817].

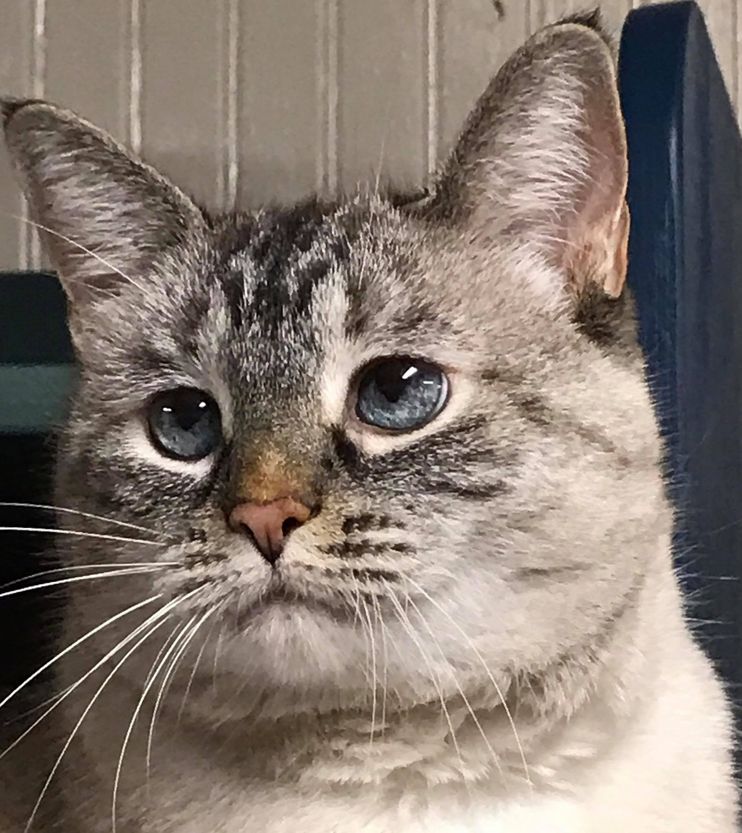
[231, 572, 353, 628]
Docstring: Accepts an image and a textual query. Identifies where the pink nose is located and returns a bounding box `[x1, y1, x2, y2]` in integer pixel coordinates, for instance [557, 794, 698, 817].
[228, 497, 311, 565]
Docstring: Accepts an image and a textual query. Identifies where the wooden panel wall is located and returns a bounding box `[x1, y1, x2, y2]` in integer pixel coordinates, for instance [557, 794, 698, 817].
[0, 0, 738, 268]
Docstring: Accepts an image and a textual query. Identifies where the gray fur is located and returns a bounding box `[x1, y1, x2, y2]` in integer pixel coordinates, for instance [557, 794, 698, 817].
[0, 15, 735, 833]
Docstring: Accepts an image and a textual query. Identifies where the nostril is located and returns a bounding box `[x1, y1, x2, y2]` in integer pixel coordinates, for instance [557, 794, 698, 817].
[228, 498, 314, 565]
[281, 517, 301, 538]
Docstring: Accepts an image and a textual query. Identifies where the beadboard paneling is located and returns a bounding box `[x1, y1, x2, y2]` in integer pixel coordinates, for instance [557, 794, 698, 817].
[237, 0, 322, 208]
[138, 2, 227, 209]
[336, 0, 428, 192]
[37, 0, 134, 270]
[0, 0, 739, 267]
[702, 0, 738, 109]
[44, 1, 130, 137]
[0, 1, 33, 270]
[438, 0, 528, 164]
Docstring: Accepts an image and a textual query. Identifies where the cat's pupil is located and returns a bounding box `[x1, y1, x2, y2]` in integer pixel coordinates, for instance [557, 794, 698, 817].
[147, 388, 222, 461]
[355, 357, 448, 432]
[374, 360, 412, 402]
[165, 401, 203, 431]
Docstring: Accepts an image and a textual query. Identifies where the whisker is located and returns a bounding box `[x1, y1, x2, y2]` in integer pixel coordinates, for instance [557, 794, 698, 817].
[142, 621, 189, 801]
[177, 624, 212, 721]
[0, 590, 202, 764]
[403, 576, 532, 788]
[17, 586, 206, 830]
[23, 614, 173, 833]
[0, 502, 166, 539]
[123, 605, 218, 833]
[0, 562, 179, 592]
[4, 681, 77, 726]
[0, 527, 167, 547]
[382, 582, 469, 785]
[143, 621, 187, 692]
[166, 605, 220, 712]
[403, 589, 505, 783]
[373, 103, 391, 198]
[358, 594, 378, 748]
[115, 611, 197, 822]
[348, 576, 364, 633]
[0, 594, 162, 714]
[375, 608, 407, 715]
[371, 594, 389, 736]
[144, 616, 196, 793]
[211, 625, 224, 697]
[348, 575, 374, 694]
[145, 612, 212, 776]
[0, 567, 168, 600]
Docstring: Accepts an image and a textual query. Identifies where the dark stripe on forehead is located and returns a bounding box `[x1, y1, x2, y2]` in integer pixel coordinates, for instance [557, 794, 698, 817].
[216, 198, 337, 257]
[512, 562, 591, 582]
[246, 201, 356, 333]
[387, 300, 452, 337]
[343, 224, 415, 338]
[423, 480, 509, 499]
[213, 202, 374, 341]
[179, 290, 211, 357]
[249, 206, 322, 277]
[219, 269, 245, 331]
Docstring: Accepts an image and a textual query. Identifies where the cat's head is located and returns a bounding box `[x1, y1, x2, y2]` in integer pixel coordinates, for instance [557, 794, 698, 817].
[2, 16, 668, 722]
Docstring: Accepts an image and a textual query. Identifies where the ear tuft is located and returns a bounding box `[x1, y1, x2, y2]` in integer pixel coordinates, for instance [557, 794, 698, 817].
[555, 8, 608, 41]
[1, 97, 40, 127]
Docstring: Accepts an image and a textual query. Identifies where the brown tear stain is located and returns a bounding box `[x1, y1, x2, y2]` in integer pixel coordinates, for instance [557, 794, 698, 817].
[238, 448, 309, 505]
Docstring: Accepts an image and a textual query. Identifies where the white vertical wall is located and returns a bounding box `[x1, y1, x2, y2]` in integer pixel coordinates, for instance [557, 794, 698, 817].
[0, 0, 738, 269]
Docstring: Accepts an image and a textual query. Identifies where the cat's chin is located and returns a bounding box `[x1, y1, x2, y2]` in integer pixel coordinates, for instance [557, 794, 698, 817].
[231, 588, 355, 630]
[212, 595, 370, 693]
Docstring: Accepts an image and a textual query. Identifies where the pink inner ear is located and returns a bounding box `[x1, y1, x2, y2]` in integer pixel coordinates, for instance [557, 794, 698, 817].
[604, 202, 630, 298]
[563, 69, 630, 300]
[420, 21, 631, 304]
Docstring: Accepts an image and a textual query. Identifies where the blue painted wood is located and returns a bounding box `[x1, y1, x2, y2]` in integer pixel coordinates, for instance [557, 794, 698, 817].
[0, 273, 72, 364]
[620, 0, 742, 731]
[0, 274, 69, 683]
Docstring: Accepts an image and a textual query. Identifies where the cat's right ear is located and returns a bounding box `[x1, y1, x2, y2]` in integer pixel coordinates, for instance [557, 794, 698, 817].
[424, 15, 629, 305]
[1, 99, 205, 306]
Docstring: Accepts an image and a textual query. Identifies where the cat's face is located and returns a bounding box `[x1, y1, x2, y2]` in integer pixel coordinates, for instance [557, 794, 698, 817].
[2, 17, 669, 715]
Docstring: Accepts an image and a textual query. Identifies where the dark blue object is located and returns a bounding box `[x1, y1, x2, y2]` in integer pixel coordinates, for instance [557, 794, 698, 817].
[0, 273, 71, 685]
[620, 0, 742, 740]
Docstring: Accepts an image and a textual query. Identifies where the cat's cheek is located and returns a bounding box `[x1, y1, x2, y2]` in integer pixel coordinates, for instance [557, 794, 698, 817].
[345, 373, 476, 457]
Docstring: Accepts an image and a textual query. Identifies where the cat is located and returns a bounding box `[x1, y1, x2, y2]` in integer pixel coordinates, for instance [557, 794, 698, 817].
[0, 11, 736, 833]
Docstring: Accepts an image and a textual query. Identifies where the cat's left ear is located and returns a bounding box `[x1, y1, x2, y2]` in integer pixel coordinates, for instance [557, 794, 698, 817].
[428, 14, 629, 300]
[1, 99, 205, 307]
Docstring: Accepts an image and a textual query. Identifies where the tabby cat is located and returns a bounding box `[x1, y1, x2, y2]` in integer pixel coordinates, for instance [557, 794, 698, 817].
[0, 13, 736, 833]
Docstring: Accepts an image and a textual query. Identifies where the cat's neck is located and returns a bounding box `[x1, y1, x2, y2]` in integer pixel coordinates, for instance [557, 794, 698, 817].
[168, 555, 682, 792]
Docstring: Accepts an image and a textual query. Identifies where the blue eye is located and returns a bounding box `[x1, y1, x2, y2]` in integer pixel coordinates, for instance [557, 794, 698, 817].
[148, 388, 222, 460]
[355, 357, 448, 432]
